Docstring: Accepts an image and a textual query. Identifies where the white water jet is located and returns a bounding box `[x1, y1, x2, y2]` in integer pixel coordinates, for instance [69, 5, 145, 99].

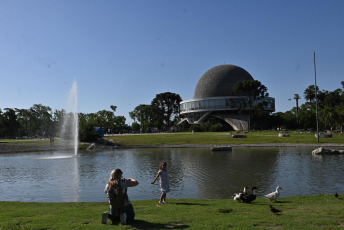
[60, 81, 79, 156]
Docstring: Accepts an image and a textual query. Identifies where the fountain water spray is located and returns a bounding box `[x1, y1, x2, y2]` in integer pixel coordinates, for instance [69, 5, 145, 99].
[60, 81, 79, 156]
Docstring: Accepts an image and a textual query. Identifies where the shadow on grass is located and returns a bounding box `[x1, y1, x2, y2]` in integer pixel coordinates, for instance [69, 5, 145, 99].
[275, 200, 292, 203]
[173, 202, 209, 206]
[240, 200, 291, 206]
[218, 208, 233, 213]
[130, 220, 189, 229]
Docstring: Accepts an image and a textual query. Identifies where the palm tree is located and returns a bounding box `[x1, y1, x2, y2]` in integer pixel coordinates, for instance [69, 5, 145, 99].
[304, 85, 319, 104]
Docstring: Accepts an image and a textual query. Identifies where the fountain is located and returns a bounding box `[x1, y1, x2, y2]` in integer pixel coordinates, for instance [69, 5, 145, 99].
[60, 81, 79, 157]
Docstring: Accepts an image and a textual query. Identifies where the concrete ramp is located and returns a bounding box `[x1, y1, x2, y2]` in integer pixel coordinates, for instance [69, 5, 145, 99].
[214, 114, 249, 131]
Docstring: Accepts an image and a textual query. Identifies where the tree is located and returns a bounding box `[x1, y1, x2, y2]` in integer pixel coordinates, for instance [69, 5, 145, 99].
[78, 113, 99, 142]
[95, 110, 116, 132]
[129, 104, 153, 132]
[131, 122, 140, 133]
[29, 104, 53, 137]
[319, 106, 340, 130]
[3, 108, 20, 138]
[233, 80, 268, 130]
[323, 89, 342, 108]
[110, 105, 117, 113]
[271, 112, 287, 130]
[298, 103, 316, 130]
[251, 103, 273, 130]
[16, 108, 33, 136]
[150, 92, 182, 131]
[113, 115, 127, 133]
[318, 87, 343, 131]
[51, 109, 65, 137]
[0, 109, 5, 137]
[304, 85, 319, 104]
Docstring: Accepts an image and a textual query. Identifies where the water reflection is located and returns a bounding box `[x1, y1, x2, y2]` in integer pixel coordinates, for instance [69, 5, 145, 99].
[0, 147, 343, 202]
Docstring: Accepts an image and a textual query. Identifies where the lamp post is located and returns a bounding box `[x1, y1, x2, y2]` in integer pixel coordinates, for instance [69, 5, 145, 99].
[314, 51, 319, 143]
[294, 94, 300, 126]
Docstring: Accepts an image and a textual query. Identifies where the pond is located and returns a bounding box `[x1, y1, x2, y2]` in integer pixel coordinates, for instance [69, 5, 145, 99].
[0, 147, 343, 203]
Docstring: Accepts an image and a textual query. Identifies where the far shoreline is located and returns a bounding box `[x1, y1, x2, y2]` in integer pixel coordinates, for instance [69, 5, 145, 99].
[2, 130, 344, 153]
[1, 141, 344, 154]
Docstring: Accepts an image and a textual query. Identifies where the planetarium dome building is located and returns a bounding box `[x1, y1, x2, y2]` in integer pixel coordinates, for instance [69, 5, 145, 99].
[180, 64, 275, 130]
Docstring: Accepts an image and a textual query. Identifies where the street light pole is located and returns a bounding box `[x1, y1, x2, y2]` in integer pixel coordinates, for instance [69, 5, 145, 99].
[314, 51, 319, 143]
[294, 94, 300, 127]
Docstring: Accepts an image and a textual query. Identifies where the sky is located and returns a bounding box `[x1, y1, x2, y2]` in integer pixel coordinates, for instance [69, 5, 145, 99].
[1, 0, 343, 124]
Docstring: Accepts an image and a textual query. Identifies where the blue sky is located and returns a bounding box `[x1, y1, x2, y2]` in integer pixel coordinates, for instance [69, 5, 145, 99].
[1, 0, 343, 124]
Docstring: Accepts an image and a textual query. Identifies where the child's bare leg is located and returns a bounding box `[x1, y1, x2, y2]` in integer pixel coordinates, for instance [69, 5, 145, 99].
[160, 192, 164, 202]
[162, 192, 166, 202]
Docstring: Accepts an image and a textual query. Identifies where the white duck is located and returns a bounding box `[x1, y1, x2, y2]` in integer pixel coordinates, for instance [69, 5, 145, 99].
[264, 186, 282, 202]
[233, 186, 248, 202]
[243, 186, 248, 195]
[233, 193, 242, 202]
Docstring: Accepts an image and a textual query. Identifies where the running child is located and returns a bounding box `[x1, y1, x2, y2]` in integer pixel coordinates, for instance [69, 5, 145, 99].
[151, 161, 170, 204]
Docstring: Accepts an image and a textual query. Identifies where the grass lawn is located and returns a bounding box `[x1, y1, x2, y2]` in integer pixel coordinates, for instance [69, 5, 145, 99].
[1, 195, 344, 229]
[104, 131, 344, 146]
[1, 131, 344, 153]
[2, 131, 344, 151]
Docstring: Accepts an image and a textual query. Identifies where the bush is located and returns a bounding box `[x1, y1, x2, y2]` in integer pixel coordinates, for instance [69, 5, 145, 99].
[189, 124, 204, 132]
[79, 124, 101, 142]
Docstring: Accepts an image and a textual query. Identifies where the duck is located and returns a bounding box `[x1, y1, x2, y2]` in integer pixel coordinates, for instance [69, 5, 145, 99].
[233, 193, 242, 202]
[335, 192, 339, 199]
[243, 186, 248, 195]
[232, 186, 248, 202]
[264, 186, 282, 202]
[241, 186, 258, 204]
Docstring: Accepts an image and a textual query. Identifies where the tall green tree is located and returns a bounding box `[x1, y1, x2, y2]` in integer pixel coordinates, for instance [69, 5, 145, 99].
[319, 107, 340, 130]
[233, 80, 268, 130]
[151, 92, 182, 131]
[3, 108, 20, 138]
[113, 115, 127, 133]
[52, 109, 65, 137]
[304, 85, 319, 104]
[0, 109, 5, 137]
[78, 112, 99, 142]
[16, 108, 33, 136]
[323, 89, 342, 108]
[95, 110, 116, 132]
[129, 104, 153, 132]
[29, 104, 53, 137]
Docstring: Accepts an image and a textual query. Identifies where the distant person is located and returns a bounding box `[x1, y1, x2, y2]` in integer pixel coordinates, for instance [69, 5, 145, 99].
[151, 161, 170, 204]
[102, 169, 139, 225]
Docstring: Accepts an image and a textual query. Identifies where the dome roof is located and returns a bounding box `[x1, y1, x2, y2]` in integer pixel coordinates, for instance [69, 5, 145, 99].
[194, 64, 254, 99]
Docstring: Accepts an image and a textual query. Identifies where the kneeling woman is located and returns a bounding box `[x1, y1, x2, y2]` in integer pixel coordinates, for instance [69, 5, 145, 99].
[102, 169, 139, 225]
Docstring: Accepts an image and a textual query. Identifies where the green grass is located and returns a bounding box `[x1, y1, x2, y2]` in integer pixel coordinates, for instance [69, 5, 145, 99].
[1, 195, 344, 229]
[104, 131, 344, 146]
[1, 131, 344, 153]
[0, 138, 90, 153]
[0, 139, 51, 146]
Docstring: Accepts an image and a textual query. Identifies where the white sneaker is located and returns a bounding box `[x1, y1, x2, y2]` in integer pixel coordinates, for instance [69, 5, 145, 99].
[159, 201, 163, 204]
[120, 212, 126, 225]
[101, 212, 108, 224]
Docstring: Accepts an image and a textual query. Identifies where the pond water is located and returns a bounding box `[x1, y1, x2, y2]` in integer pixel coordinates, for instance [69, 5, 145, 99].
[0, 147, 343, 203]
